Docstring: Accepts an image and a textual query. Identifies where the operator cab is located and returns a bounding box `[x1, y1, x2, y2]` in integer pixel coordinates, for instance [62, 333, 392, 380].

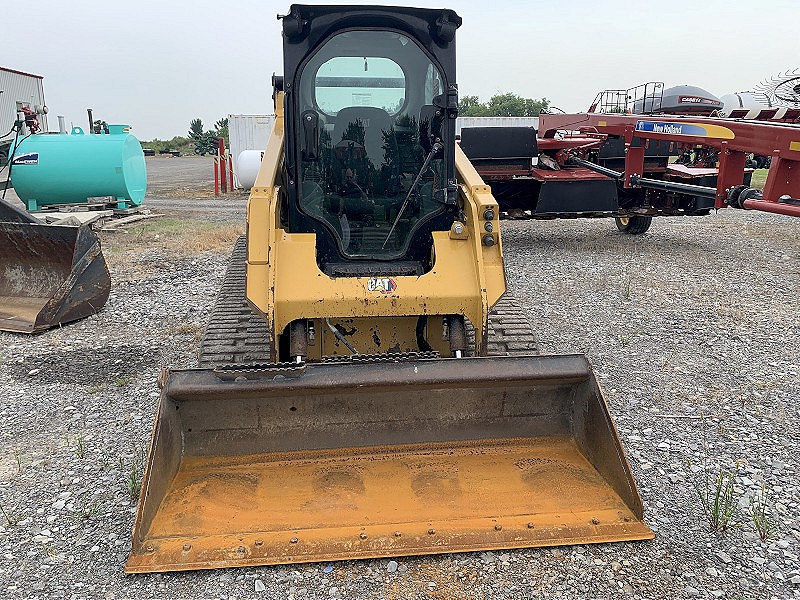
[280, 6, 461, 275]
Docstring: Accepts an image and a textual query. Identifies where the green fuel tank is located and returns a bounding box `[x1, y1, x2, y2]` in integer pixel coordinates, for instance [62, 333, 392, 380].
[10, 124, 147, 211]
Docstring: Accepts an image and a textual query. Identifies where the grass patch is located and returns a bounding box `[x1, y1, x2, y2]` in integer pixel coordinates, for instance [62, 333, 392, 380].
[0, 502, 20, 527]
[694, 468, 739, 533]
[76, 495, 101, 520]
[169, 322, 203, 339]
[749, 169, 768, 191]
[622, 275, 632, 301]
[75, 436, 87, 459]
[115, 375, 134, 388]
[128, 444, 147, 502]
[749, 484, 777, 541]
[103, 217, 243, 262]
[88, 383, 106, 395]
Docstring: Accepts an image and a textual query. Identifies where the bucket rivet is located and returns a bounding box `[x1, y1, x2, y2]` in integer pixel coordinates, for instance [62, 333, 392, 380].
[527, 522, 535, 529]
[237, 546, 246, 553]
[145, 545, 154, 553]
[428, 528, 436, 535]
[591, 518, 600, 525]
[623, 516, 631, 522]
[255, 539, 264, 546]
[290, 537, 299, 544]
[359, 533, 368, 540]
[182, 544, 191, 551]
[394, 531, 402, 537]
[494, 524, 502, 531]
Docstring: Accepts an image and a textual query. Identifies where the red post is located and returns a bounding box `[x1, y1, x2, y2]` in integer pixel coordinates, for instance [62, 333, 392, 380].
[228, 152, 235, 189]
[218, 137, 228, 193]
[213, 156, 220, 196]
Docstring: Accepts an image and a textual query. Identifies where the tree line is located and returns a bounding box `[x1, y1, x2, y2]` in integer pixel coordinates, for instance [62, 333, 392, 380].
[459, 92, 550, 117]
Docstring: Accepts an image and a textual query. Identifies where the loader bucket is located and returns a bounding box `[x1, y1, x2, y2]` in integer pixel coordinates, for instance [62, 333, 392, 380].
[0, 221, 111, 333]
[126, 354, 652, 573]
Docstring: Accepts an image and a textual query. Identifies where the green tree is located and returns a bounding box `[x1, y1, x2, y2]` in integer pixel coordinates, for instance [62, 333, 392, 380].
[458, 93, 550, 117]
[188, 118, 204, 141]
[214, 118, 229, 143]
[458, 95, 486, 117]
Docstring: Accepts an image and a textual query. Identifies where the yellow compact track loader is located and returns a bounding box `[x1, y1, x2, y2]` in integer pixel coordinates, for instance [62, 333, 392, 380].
[127, 5, 652, 573]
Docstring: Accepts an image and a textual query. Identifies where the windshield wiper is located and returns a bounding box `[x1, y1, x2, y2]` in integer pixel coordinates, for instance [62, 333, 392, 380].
[382, 140, 443, 249]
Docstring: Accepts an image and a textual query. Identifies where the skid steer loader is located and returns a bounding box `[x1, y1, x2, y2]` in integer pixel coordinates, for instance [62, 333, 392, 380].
[126, 5, 652, 573]
[0, 198, 110, 333]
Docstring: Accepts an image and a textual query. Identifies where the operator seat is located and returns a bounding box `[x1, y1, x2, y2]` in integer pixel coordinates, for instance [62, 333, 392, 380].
[333, 106, 394, 169]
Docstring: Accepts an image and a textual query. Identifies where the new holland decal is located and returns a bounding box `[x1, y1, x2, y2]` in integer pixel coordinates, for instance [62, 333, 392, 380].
[634, 121, 735, 140]
[366, 277, 397, 294]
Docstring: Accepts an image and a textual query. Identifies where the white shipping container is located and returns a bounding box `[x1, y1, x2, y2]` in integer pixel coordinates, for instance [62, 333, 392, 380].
[228, 114, 275, 177]
[1, 66, 48, 145]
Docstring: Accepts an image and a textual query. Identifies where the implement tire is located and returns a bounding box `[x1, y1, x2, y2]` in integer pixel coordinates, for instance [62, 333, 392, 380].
[615, 216, 652, 235]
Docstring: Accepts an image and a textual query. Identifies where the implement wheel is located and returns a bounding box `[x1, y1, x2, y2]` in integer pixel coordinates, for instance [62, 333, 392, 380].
[615, 216, 652, 235]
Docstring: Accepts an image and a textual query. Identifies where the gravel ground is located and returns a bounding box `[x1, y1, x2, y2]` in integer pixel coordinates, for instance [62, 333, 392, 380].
[1, 201, 798, 599]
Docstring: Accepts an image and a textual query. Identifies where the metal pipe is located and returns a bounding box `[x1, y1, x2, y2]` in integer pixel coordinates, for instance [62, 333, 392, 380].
[57, 116, 66, 134]
[629, 175, 718, 199]
[87, 108, 93, 133]
[743, 198, 800, 217]
[325, 318, 358, 354]
[218, 138, 227, 193]
[566, 156, 623, 180]
[568, 155, 718, 198]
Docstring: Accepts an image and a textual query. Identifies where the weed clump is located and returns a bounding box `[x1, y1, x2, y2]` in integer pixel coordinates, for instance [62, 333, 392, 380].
[695, 468, 739, 533]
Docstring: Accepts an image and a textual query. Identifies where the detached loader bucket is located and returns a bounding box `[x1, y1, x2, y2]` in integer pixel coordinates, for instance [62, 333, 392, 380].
[127, 355, 652, 573]
[0, 221, 111, 333]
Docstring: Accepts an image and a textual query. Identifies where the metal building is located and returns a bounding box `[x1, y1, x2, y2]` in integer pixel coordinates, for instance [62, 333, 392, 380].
[1, 67, 48, 145]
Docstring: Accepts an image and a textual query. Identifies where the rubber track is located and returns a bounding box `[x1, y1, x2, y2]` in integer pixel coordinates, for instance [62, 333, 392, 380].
[199, 237, 272, 367]
[199, 236, 537, 366]
[486, 294, 539, 356]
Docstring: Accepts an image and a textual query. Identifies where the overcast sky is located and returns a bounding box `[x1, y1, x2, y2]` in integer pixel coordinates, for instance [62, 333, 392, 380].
[2, 0, 797, 140]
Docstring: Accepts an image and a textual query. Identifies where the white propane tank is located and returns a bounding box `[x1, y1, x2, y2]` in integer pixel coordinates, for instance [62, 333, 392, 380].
[719, 92, 771, 118]
[237, 150, 264, 189]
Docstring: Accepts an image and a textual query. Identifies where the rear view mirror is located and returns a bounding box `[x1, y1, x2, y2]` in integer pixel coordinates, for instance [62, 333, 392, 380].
[301, 110, 319, 161]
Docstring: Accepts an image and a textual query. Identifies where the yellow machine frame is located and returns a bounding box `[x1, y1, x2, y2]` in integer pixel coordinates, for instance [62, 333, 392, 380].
[246, 92, 506, 358]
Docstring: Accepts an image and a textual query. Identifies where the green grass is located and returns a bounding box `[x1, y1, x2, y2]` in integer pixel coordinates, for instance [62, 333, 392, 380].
[75, 436, 87, 459]
[103, 217, 244, 259]
[749, 169, 768, 191]
[0, 502, 20, 527]
[115, 375, 134, 388]
[128, 445, 148, 502]
[749, 485, 777, 541]
[695, 468, 739, 533]
[77, 495, 101, 520]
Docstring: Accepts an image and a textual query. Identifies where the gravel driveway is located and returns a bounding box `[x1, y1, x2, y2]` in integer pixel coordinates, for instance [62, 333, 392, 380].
[0, 202, 798, 599]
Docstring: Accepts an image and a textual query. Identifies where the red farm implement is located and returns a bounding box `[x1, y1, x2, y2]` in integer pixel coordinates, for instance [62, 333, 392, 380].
[460, 113, 800, 229]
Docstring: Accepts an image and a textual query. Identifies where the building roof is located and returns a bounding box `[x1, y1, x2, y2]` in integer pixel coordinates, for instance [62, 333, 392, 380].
[0, 66, 44, 79]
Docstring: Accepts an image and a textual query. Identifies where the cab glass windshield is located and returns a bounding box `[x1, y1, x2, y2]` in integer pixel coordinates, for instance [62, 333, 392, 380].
[297, 30, 446, 259]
